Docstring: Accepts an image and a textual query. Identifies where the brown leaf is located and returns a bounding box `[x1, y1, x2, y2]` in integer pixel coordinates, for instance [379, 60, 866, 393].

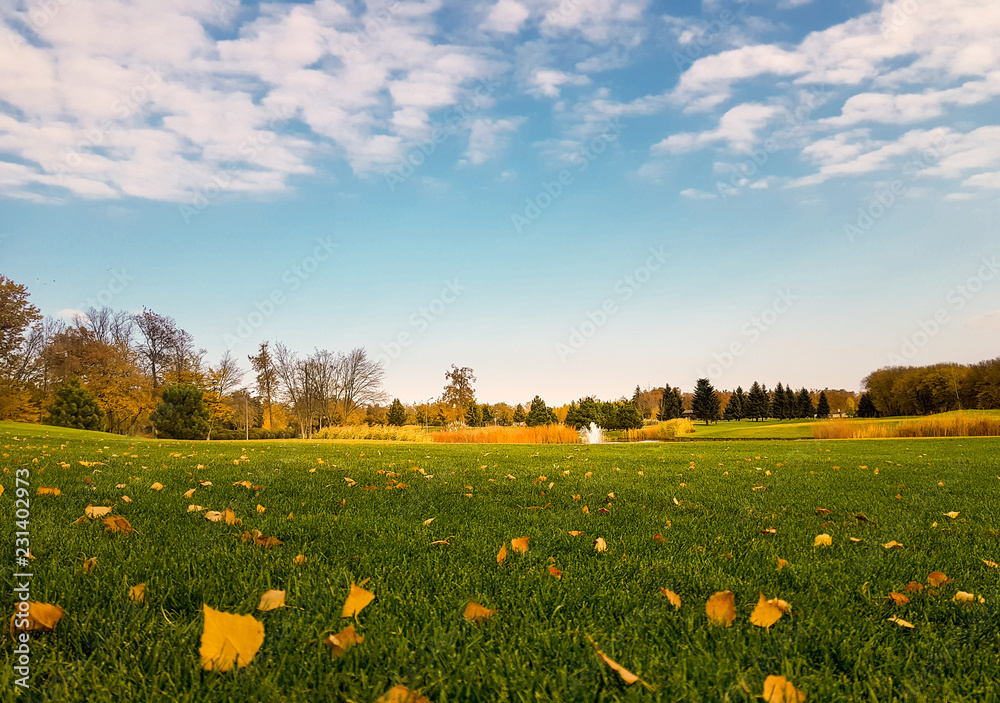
[103, 515, 134, 534]
[776, 557, 788, 571]
[199, 604, 264, 672]
[496, 544, 507, 565]
[750, 592, 784, 629]
[341, 583, 375, 618]
[376, 685, 431, 703]
[10, 602, 64, 637]
[659, 588, 681, 610]
[815, 508, 831, 515]
[511, 536, 529, 554]
[927, 571, 951, 587]
[762, 675, 806, 703]
[83, 556, 97, 573]
[706, 590, 736, 627]
[888, 592, 909, 606]
[905, 581, 924, 593]
[652, 532, 664, 544]
[463, 601, 497, 624]
[324, 625, 363, 658]
[548, 565, 562, 579]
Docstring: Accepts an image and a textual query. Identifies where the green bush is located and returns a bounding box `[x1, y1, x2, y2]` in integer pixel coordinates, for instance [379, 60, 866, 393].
[47, 379, 105, 431]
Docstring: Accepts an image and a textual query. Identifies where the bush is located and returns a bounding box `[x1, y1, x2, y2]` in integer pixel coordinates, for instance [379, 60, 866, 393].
[47, 379, 105, 431]
[632, 419, 696, 441]
[151, 384, 210, 440]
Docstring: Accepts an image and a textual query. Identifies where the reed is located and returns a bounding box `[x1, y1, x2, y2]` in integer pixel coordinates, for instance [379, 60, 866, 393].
[812, 412, 1000, 439]
[432, 424, 580, 444]
[313, 424, 432, 441]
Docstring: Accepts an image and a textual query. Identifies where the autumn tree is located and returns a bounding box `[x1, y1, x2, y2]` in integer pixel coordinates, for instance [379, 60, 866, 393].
[151, 384, 210, 439]
[442, 365, 476, 414]
[0, 275, 42, 420]
[133, 309, 199, 387]
[692, 378, 721, 425]
[204, 350, 243, 440]
[47, 379, 105, 431]
[248, 342, 277, 429]
[387, 398, 406, 426]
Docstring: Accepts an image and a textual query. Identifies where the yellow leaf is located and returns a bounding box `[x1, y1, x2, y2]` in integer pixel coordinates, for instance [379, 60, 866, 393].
[943, 511, 959, 519]
[129, 584, 146, 603]
[883, 540, 904, 549]
[36, 486, 61, 496]
[888, 592, 909, 606]
[706, 590, 736, 627]
[83, 556, 97, 573]
[594, 537, 608, 553]
[85, 505, 112, 518]
[9, 602, 64, 637]
[660, 588, 681, 610]
[294, 554, 307, 565]
[184, 488, 196, 498]
[511, 536, 530, 554]
[582, 505, 589, 514]
[548, 565, 562, 579]
[205, 511, 223, 522]
[224, 508, 240, 525]
[750, 592, 784, 629]
[121, 495, 132, 503]
[927, 571, 951, 586]
[887, 616, 914, 629]
[568, 530, 583, 537]
[234, 480, 252, 489]
[199, 604, 265, 672]
[463, 601, 497, 624]
[188, 505, 204, 512]
[257, 589, 286, 612]
[762, 675, 806, 703]
[151, 482, 164, 491]
[814, 534, 832, 547]
[776, 557, 788, 571]
[590, 638, 652, 689]
[953, 591, 985, 604]
[423, 517, 435, 526]
[324, 625, 363, 658]
[341, 583, 375, 618]
[200, 480, 212, 486]
[496, 544, 507, 565]
[103, 515, 134, 534]
[256, 504, 266, 513]
[376, 685, 431, 703]
[982, 559, 998, 568]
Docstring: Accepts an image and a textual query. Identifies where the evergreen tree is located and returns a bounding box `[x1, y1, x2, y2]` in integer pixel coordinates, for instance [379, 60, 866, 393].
[857, 393, 878, 418]
[785, 385, 797, 418]
[386, 398, 406, 426]
[47, 379, 105, 431]
[616, 399, 644, 437]
[796, 388, 815, 418]
[816, 391, 831, 419]
[465, 401, 483, 426]
[692, 378, 721, 425]
[526, 396, 557, 426]
[512, 404, 526, 424]
[723, 386, 746, 421]
[481, 404, 494, 425]
[771, 382, 788, 419]
[746, 382, 769, 421]
[151, 384, 210, 439]
[657, 385, 683, 420]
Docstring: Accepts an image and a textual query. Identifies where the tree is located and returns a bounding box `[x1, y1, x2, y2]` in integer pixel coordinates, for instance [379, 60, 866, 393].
[746, 382, 769, 421]
[248, 342, 277, 429]
[150, 384, 210, 439]
[816, 391, 831, 418]
[632, 385, 653, 419]
[616, 399, 644, 437]
[795, 387, 815, 419]
[657, 385, 683, 421]
[0, 275, 42, 421]
[723, 386, 746, 421]
[525, 396, 557, 426]
[857, 392, 878, 418]
[442, 365, 476, 413]
[336, 347, 387, 419]
[387, 398, 406, 426]
[770, 382, 788, 419]
[47, 379, 105, 431]
[692, 378, 721, 425]
[465, 401, 483, 427]
[133, 309, 196, 388]
[204, 350, 243, 440]
[481, 404, 495, 425]
[512, 404, 526, 424]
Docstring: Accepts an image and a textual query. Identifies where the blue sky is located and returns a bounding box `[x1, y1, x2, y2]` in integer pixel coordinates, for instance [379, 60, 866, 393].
[1, 0, 998, 404]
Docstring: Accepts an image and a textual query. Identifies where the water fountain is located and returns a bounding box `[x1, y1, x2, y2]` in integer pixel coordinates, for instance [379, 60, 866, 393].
[579, 421, 604, 444]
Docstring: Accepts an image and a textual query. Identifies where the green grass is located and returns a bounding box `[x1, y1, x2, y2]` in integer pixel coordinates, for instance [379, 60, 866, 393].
[3, 421, 1000, 702]
[685, 418, 817, 439]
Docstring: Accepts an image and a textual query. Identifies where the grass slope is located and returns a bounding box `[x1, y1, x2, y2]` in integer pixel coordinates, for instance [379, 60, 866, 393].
[3, 422, 1000, 702]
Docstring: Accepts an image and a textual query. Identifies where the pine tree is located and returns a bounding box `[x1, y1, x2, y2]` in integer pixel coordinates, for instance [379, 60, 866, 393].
[386, 398, 406, 426]
[47, 379, 105, 431]
[465, 401, 483, 426]
[785, 385, 797, 418]
[857, 393, 878, 418]
[150, 384, 210, 439]
[816, 391, 831, 419]
[692, 378, 721, 425]
[512, 404, 526, 424]
[723, 386, 746, 421]
[771, 382, 786, 419]
[617, 399, 644, 437]
[481, 404, 494, 425]
[796, 388, 815, 418]
[746, 382, 769, 420]
[657, 385, 683, 420]
[526, 396, 556, 426]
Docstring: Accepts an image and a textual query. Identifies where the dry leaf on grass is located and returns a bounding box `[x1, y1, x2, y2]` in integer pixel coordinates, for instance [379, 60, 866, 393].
[548, 565, 563, 579]
[463, 601, 496, 624]
[10, 602, 64, 637]
[256, 504, 266, 513]
[151, 482, 164, 491]
[887, 616, 914, 629]
[103, 515, 134, 534]
[423, 517, 435, 526]
[341, 583, 375, 618]
[511, 536, 530, 554]
[83, 556, 97, 573]
[883, 540, 904, 549]
[814, 534, 832, 547]
[762, 675, 806, 703]
[982, 559, 998, 568]
[85, 505, 112, 518]
[659, 588, 681, 610]
[205, 511, 223, 522]
[943, 511, 959, 519]
[294, 554, 307, 565]
[37, 486, 62, 496]
[590, 637, 653, 689]
[706, 591, 736, 627]
[257, 590, 286, 612]
[199, 604, 264, 672]
[568, 530, 584, 537]
[750, 592, 784, 629]
[129, 584, 146, 603]
[324, 625, 363, 658]
[927, 571, 951, 587]
[888, 592, 909, 606]
[184, 488, 196, 498]
[594, 537, 608, 553]
[953, 591, 985, 604]
[905, 581, 924, 593]
[376, 686, 430, 703]
[777, 557, 788, 571]
[496, 544, 507, 565]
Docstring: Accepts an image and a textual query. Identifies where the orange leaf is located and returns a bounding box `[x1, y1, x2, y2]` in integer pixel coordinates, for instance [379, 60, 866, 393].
[10, 602, 64, 637]
[750, 592, 784, 629]
[652, 532, 664, 544]
[511, 536, 529, 554]
[659, 588, 681, 610]
[590, 638, 652, 689]
[568, 531, 584, 537]
[294, 554, 307, 565]
[706, 590, 736, 627]
[199, 604, 264, 672]
[184, 488, 196, 498]
[463, 601, 497, 624]
[324, 625, 363, 658]
[36, 486, 61, 496]
[341, 583, 375, 618]
[103, 515, 134, 534]
[883, 540, 904, 549]
[762, 675, 806, 702]
[376, 685, 431, 703]
[888, 592, 909, 606]
[548, 565, 562, 579]
[594, 537, 608, 553]
[927, 571, 951, 587]
[496, 544, 507, 565]
[776, 557, 788, 571]
[905, 581, 924, 593]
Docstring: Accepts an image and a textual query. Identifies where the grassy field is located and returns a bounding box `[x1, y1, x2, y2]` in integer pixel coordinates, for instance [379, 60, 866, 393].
[3, 421, 1000, 702]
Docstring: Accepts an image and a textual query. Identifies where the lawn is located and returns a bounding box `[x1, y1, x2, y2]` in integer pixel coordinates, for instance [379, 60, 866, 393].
[3, 422, 1000, 702]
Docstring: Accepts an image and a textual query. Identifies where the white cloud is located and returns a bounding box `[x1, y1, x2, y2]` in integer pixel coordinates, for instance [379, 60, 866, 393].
[652, 103, 784, 154]
[680, 187, 718, 200]
[462, 117, 526, 164]
[529, 69, 591, 98]
[481, 0, 530, 33]
[966, 310, 1000, 331]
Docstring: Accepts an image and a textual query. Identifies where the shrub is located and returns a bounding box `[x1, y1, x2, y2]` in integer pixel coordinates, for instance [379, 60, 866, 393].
[632, 419, 696, 441]
[47, 379, 105, 431]
[151, 384, 210, 439]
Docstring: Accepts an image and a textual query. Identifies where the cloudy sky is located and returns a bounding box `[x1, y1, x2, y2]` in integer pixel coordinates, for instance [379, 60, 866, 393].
[1, 0, 998, 404]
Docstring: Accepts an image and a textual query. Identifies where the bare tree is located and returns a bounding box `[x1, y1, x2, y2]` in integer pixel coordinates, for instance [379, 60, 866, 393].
[78, 307, 134, 348]
[335, 347, 387, 419]
[248, 341, 277, 429]
[205, 350, 244, 439]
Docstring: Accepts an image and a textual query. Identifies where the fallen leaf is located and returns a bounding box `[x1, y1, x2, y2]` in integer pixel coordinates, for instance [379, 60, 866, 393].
[423, 517, 435, 526]
[849, 537, 862, 543]
[199, 604, 265, 672]
[883, 540, 904, 549]
[85, 505, 112, 518]
[776, 557, 788, 571]
[103, 515, 134, 534]
[151, 482, 164, 491]
[706, 590, 736, 627]
[887, 616, 914, 629]
[568, 530, 584, 537]
[762, 675, 806, 703]
[341, 583, 375, 618]
[129, 584, 146, 603]
[905, 581, 924, 593]
[953, 591, 985, 604]
[184, 488, 196, 498]
[582, 506, 589, 514]
[83, 556, 97, 573]
[37, 486, 62, 496]
[590, 638, 652, 689]
[652, 532, 664, 544]
[324, 625, 363, 658]
[511, 536, 530, 554]
[188, 505, 204, 512]
[943, 511, 959, 519]
[982, 559, 998, 568]
[814, 534, 832, 547]
[376, 685, 430, 703]
[815, 508, 831, 515]
[928, 571, 951, 587]
[257, 590, 285, 612]
[660, 588, 681, 609]
[463, 601, 496, 624]
[200, 480, 212, 486]
[9, 602, 64, 637]
[548, 565, 562, 579]
[888, 592, 910, 606]
[594, 537, 607, 553]
[750, 592, 784, 629]
[256, 504, 266, 513]
[497, 544, 507, 565]
[205, 511, 223, 522]
[429, 539, 450, 547]
[294, 554, 307, 565]
[761, 527, 776, 535]
[234, 480, 252, 489]
[121, 495, 132, 503]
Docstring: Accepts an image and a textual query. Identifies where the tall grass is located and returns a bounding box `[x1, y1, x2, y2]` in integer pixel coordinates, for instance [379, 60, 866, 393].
[632, 418, 697, 441]
[313, 424, 432, 441]
[813, 413, 1000, 439]
[432, 424, 580, 443]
